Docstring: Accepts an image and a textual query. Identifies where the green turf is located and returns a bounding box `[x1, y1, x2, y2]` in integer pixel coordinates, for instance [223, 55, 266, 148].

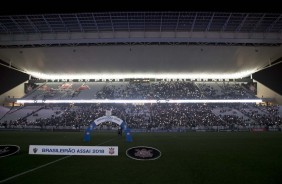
[1, 131, 282, 184]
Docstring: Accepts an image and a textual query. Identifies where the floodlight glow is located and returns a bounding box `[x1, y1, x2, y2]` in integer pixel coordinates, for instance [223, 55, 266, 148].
[27, 70, 256, 80]
[16, 99, 262, 104]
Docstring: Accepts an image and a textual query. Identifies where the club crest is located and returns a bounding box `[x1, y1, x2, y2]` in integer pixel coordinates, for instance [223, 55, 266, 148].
[126, 146, 161, 160]
[33, 148, 38, 153]
[0, 145, 20, 158]
[109, 147, 115, 155]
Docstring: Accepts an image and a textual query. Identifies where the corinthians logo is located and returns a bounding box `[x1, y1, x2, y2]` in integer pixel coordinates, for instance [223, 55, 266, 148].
[109, 147, 115, 155]
[0, 145, 20, 158]
[126, 146, 161, 160]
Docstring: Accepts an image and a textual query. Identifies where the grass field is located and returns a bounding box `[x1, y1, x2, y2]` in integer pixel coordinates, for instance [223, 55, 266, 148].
[1, 131, 282, 184]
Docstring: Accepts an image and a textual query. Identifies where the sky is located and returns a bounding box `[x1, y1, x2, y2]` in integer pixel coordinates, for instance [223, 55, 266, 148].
[0, 0, 281, 15]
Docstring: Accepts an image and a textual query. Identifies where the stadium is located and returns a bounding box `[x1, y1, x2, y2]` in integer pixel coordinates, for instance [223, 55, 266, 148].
[1, 2, 282, 184]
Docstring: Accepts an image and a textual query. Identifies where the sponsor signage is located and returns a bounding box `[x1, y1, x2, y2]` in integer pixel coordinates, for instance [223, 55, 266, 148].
[0, 145, 20, 158]
[251, 128, 267, 132]
[126, 146, 161, 160]
[29, 145, 118, 156]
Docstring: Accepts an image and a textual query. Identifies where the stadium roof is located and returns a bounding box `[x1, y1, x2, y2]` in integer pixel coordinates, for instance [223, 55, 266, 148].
[0, 12, 282, 47]
[0, 10, 282, 80]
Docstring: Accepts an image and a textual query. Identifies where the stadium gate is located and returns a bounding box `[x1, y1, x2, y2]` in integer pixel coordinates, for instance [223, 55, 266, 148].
[83, 116, 133, 142]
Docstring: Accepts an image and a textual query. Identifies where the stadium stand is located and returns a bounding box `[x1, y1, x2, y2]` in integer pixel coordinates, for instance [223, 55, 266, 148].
[0, 11, 281, 133]
[1, 80, 281, 132]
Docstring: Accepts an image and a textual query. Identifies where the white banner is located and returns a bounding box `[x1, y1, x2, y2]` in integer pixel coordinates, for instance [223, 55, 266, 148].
[29, 145, 118, 156]
[94, 116, 123, 125]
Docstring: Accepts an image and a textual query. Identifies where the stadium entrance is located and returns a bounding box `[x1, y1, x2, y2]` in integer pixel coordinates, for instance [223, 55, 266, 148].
[83, 116, 133, 142]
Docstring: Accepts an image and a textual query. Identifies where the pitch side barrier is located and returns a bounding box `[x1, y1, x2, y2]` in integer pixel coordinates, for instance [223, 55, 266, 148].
[0, 127, 281, 132]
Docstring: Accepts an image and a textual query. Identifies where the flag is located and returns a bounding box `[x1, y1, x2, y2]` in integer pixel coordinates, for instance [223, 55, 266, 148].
[83, 131, 91, 142]
[125, 129, 133, 142]
[83, 123, 96, 142]
[121, 122, 127, 130]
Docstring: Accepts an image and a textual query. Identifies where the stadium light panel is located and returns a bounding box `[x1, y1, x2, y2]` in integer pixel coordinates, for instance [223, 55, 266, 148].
[27, 70, 255, 80]
[17, 99, 262, 104]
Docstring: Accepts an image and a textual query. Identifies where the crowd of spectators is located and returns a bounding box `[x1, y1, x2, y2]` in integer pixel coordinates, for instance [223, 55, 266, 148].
[24, 81, 257, 100]
[1, 103, 281, 131]
[96, 81, 203, 99]
[1, 81, 280, 131]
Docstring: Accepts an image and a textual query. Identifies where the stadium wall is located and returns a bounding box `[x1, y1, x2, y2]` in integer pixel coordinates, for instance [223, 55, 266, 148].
[0, 81, 26, 106]
[256, 80, 282, 105]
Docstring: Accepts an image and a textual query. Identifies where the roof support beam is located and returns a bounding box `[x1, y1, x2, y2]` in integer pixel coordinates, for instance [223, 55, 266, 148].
[190, 13, 197, 32]
[58, 15, 69, 32]
[206, 13, 215, 31]
[249, 14, 265, 38]
[221, 13, 232, 32]
[143, 12, 145, 32]
[127, 12, 130, 33]
[109, 12, 115, 33]
[251, 14, 265, 32]
[235, 14, 249, 32]
[175, 12, 181, 37]
[26, 16, 40, 33]
[265, 14, 282, 32]
[42, 15, 54, 32]
[75, 14, 84, 32]
[9, 16, 25, 33]
[160, 13, 163, 32]
[91, 13, 99, 33]
[175, 12, 180, 31]
[0, 22, 10, 34]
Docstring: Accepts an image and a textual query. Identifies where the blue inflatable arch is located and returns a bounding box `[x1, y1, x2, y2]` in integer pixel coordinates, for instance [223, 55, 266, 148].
[83, 116, 133, 142]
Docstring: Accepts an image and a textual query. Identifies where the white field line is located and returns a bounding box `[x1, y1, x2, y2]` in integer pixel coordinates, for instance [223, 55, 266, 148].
[0, 137, 118, 183]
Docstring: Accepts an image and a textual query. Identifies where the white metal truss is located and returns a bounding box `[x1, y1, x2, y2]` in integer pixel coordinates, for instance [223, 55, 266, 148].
[0, 12, 282, 47]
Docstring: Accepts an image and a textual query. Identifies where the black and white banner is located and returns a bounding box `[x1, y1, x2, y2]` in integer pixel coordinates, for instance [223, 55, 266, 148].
[29, 145, 118, 156]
